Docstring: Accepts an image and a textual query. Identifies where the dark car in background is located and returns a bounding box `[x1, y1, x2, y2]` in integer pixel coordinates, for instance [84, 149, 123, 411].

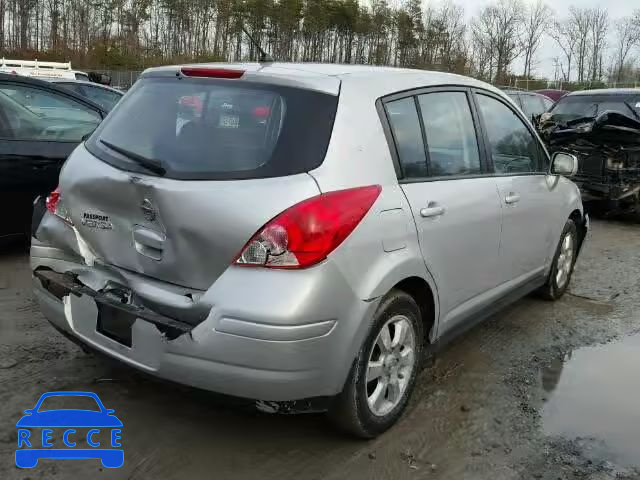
[504, 89, 554, 122]
[0, 74, 108, 242]
[45, 79, 124, 112]
[538, 89, 640, 218]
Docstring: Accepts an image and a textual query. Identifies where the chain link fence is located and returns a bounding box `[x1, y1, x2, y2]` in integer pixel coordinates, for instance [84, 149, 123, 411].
[511, 78, 640, 92]
[89, 69, 143, 90]
[88, 68, 640, 93]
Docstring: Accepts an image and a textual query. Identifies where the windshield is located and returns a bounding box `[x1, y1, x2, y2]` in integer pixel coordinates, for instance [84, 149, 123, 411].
[81, 85, 122, 111]
[87, 76, 338, 180]
[549, 94, 640, 123]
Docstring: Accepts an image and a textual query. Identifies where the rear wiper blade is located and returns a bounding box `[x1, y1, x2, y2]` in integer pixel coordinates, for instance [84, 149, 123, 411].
[99, 139, 166, 176]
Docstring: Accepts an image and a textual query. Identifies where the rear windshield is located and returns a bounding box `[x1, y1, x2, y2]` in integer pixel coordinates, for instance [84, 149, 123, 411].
[86, 76, 338, 180]
[549, 94, 640, 123]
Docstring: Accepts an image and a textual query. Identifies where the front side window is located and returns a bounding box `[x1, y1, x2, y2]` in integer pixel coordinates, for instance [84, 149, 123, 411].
[476, 94, 542, 174]
[521, 94, 545, 118]
[418, 92, 481, 177]
[0, 84, 101, 142]
[385, 97, 427, 178]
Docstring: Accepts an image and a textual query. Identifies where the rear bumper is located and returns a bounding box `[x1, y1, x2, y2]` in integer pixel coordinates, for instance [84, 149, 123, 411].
[31, 244, 379, 404]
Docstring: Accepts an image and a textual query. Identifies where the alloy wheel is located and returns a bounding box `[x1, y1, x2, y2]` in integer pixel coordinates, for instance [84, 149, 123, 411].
[555, 232, 575, 288]
[365, 315, 417, 417]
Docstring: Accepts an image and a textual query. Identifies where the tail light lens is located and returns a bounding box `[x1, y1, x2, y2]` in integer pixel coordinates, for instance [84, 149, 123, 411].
[45, 188, 60, 214]
[46, 187, 72, 225]
[235, 185, 381, 269]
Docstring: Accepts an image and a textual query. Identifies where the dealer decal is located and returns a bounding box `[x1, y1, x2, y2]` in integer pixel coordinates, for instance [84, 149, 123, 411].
[81, 212, 113, 230]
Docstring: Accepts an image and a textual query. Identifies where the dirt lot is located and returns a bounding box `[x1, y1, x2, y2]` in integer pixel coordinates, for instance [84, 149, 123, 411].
[1, 219, 639, 480]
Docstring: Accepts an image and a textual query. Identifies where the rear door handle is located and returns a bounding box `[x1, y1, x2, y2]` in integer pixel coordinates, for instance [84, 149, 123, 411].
[420, 204, 445, 218]
[504, 193, 521, 205]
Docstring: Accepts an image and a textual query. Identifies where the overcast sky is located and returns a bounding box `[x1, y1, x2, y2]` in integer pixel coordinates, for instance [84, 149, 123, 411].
[451, 0, 637, 79]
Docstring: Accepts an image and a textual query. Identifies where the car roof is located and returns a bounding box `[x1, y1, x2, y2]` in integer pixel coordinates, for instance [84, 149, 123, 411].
[45, 78, 124, 94]
[566, 88, 640, 96]
[0, 72, 109, 113]
[142, 62, 504, 98]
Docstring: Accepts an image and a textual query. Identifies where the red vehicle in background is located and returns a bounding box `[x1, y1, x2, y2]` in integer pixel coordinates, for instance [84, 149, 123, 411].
[535, 89, 570, 103]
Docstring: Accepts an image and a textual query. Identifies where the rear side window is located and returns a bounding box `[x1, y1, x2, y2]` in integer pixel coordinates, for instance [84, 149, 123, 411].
[385, 97, 427, 178]
[87, 77, 338, 180]
[417, 92, 481, 177]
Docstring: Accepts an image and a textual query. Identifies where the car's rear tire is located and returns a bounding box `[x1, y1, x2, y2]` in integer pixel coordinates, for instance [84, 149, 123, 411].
[539, 219, 578, 301]
[328, 289, 423, 439]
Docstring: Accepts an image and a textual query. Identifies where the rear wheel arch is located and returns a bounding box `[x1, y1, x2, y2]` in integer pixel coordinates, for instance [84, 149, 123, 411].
[569, 209, 587, 253]
[392, 276, 436, 345]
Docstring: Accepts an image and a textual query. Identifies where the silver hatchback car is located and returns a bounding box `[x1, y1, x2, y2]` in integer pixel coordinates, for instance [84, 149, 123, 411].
[31, 63, 588, 438]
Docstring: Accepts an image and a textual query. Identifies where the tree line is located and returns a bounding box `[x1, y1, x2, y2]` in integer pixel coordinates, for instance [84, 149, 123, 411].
[1, 0, 639, 85]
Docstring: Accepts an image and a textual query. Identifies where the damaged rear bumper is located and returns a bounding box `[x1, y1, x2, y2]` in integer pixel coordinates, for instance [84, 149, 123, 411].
[31, 233, 378, 409]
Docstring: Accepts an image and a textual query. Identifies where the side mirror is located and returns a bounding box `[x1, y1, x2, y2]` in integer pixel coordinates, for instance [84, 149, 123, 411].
[551, 152, 578, 177]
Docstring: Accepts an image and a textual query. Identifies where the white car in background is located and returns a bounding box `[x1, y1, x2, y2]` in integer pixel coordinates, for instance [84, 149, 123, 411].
[0, 58, 90, 81]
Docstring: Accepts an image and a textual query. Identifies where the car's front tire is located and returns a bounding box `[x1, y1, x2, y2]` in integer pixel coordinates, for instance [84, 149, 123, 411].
[328, 289, 423, 438]
[539, 219, 578, 301]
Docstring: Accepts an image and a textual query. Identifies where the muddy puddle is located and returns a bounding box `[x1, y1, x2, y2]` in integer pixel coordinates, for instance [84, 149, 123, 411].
[541, 334, 640, 467]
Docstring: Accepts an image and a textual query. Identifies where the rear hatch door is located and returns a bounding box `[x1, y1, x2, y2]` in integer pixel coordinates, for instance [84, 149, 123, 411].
[60, 68, 339, 290]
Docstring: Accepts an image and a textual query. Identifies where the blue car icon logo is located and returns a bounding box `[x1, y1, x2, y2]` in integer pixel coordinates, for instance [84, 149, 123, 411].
[15, 391, 123, 468]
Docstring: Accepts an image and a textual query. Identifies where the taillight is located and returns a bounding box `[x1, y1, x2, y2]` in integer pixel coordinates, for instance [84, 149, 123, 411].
[235, 185, 381, 269]
[46, 187, 72, 225]
[45, 188, 60, 214]
[180, 67, 244, 79]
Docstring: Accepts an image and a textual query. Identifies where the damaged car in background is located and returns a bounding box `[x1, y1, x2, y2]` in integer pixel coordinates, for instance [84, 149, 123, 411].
[538, 89, 640, 218]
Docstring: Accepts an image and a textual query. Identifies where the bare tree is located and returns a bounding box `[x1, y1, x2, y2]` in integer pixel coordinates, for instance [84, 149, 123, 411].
[612, 14, 640, 82]
[472, 0, 524, 84]
[566, 7, 592, 82]
[588, 8, 609, 82]
[521, 0, 551, 77]
[549, 18, 578, 81]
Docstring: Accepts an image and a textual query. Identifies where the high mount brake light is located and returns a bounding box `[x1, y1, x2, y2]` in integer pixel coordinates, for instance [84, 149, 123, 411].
[235, 185, 382, 269]
[180, 67, 245, 79]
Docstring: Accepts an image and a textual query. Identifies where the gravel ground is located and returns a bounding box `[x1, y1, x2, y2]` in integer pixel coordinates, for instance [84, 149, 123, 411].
[1, 219, 639, 480]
